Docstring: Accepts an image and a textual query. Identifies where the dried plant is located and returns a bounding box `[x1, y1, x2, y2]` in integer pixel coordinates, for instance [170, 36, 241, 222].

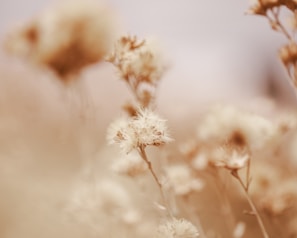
[1, 1, 297, 238]
[106, 34, 201, 237]
[106, 35, 168, 114]
[5, 0, 115, 81]
[247, 0, 297, 91]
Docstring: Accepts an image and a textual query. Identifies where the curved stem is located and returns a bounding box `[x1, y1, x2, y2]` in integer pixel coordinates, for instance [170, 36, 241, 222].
[138, 146, 172, 216]
[231, 170, 269, 238]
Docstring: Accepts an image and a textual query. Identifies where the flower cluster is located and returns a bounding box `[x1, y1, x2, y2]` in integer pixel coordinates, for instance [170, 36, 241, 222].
[107, 36, 166, 85]
[247, 0, 297, 92]
[107, 109, 172, 154]
[107, 35, 168, 110]
[248, 0, 281, 15]
[248, 0, 297, 15]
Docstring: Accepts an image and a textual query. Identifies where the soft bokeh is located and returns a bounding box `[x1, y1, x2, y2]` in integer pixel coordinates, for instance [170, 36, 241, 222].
[0, 1, 297, 238]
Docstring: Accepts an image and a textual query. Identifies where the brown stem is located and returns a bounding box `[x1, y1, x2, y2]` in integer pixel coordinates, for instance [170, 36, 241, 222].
[138, 145, 171, 216]
[126, 78, 150, 109]
[231, 170, 269, 238]
[267, 9, 292, 41]
[246, 157, 251, 191]
[282, 65, 297, 99]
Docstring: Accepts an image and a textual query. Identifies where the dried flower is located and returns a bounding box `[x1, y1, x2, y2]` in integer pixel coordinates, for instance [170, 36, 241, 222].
[157, 218, 199, 238]
[279, 42, 297, 67]
[191, 152, 208, 171]
[107, 35, 168, 108]
[257, 177, 297, 215]
[283, 0, 297, 11]
[164, 164, 204, 196]
[111, 152, 147, 177]
[233, 222, 246, 238]
[5, 0, 115, 78]
[107, 36, 167, 84]
[196, 105, 276, 149]
[247, 0, 281, 15]
[107, 108, 172, 153]
[65, 179, 141, 231]
[210, 146, 250, 171]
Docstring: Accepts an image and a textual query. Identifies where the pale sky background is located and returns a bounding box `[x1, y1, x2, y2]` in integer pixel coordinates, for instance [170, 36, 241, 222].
[0, 0, 295, 109]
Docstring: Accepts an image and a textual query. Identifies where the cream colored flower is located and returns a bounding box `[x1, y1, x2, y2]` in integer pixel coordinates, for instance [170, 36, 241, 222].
[164, 164, 204, 196]
[191, 152, 208, 171]
[108, 36, 167, 84]
[157, 218, 199, 238]
[133, 109, 172, 147]
[211, 147, 250, 171]
[111, 152, 147, 177]
[107, 117, 136, 154]
[233, 222, 246, 238]
[107, 109, 172, 153]
[196, 105, 276, 149]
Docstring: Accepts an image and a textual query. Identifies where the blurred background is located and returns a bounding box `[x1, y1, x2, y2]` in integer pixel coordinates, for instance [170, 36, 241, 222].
[0, 0, 295, 120]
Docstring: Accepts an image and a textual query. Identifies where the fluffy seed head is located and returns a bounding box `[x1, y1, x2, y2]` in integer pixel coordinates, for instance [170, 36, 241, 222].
[107, 35, 167, 84]
[107, 109, 172, 153]
[157, 218, 199, 238]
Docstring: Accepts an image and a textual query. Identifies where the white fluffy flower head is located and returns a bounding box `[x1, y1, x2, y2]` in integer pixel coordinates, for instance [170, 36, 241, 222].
[157, 218, 199, 238]
[107, 109, 172, 153]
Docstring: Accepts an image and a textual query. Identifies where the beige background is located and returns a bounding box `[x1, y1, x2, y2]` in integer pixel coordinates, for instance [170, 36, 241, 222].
[0, 0, 295, 117]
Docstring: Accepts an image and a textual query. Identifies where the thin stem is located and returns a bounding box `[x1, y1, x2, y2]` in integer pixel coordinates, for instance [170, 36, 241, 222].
[126, 78, 151, 109]
[138, 146, 162, 188]
[281, 65, 297, 100]
[209, 169, 237, 236]
[138, 145, 172, 216]
[267, 9, 292, 41]
[231, 170, 269, 238]
[246, 157, 251, 191]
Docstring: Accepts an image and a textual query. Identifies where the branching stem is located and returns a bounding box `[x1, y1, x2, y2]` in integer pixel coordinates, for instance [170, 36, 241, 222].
[267, 9, 292, 41]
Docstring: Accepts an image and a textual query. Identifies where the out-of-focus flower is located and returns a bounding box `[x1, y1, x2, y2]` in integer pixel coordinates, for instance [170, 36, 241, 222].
[65, 179, 141, 232]
[258, 178, 297, 215]
[164, 164, 204, 196]
[247, 0, 281, 15]
[196, 105, 277, 150]
[233, 222, 246, 238]
[157, 218, 199, 238]
[5, 0, 116, 78]
[279, 43, 297, 67]
[111, 152, 147, 177]
[210, 146, 250, 171]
